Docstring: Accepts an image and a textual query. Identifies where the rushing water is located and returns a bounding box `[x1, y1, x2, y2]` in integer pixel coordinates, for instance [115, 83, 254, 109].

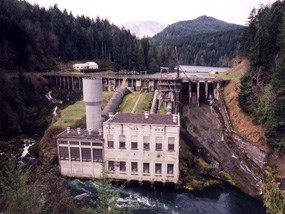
[68, 179, 265, 214]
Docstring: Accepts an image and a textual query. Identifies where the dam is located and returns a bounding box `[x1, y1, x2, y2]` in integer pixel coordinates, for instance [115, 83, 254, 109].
[43, 70, 229, 109]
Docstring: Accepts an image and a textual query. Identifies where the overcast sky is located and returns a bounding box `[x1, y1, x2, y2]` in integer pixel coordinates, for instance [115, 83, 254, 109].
[26, 0, 275, 26]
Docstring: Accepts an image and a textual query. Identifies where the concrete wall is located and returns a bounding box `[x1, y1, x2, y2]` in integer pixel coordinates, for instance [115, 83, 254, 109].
[57, 138, 104, 178]
[103, 122, 180, 183]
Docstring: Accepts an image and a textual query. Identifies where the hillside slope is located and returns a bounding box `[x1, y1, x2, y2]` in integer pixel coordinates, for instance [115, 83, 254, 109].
[223, 60, 269, 152]
[153, 15, 243, 42]
[152, 16, 244, 66]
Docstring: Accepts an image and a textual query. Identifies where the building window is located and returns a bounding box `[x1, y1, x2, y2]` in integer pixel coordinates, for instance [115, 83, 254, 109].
[93, 149, 103, 162]
[143, 143, 150, 150]
[70, 141, 79, 145]
[131, 162, 138, 172]
[70, 147, 80, 161]
[143, 163, 150, 173]
[92, 142, 102, 146]
[168, 137, 175, 151]
[156, 143, 162, 151]
[108, 141, 114, 148]
[168, 144, 175, 151]
[119, 135, 126, 149]
[81, 148, 91, 162]
[59, 147, 69, 160]
[81, 142, 90, 146]
[131, 136, 138, 150]
[108, 161, 114, 171]
[131, 142, 138, 150]
[107, 135, 113, 148]
[119, 142, 126, 149]
[120, 161, 126, 171]
[167, 164, 174, 174]
[155, 163, 162, 174]
[59, 141, 68, 145]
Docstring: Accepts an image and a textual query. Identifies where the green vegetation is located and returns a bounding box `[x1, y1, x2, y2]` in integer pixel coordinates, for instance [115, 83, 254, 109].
[262, 168, 285, 214]
[135, 92, 154, 113]
[93, 171, 124, 214]
[53, 91, 113, 128]
[117, 92, 140, 113]
[0, 0, 175, 72]
[238, 1, 285, 150]
[219, 171, 237, 187]
[0, 72, 52, 140]
[153, 16, 243, 66]
[179, 137, 221, 190]
[53, 100, 85, 127]
[102, 91, 114, 110]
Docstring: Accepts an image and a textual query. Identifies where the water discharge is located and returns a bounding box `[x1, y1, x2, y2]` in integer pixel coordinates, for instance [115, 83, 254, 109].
[68, 179, 265, 214]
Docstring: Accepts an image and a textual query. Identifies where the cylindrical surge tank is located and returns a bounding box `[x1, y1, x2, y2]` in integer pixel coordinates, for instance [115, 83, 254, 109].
[83, 78, 102, 131]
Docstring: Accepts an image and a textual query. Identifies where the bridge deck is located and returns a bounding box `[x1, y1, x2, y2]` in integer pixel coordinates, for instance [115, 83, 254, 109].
[42, 71, 229, 82]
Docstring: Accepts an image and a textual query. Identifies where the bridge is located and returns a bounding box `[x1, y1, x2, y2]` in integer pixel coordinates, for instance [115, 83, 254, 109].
[43, 71, 229, 107]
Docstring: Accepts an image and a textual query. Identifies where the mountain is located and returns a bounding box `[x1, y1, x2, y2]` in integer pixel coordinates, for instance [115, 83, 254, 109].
[121, 21, 168, 38]
[151, 16, 244, 67]
[153, 15, 243, 43]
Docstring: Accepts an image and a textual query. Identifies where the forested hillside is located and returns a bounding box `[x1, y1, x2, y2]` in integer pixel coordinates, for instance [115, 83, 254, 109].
[153, 16, 244, 66]
[0, 0, 174, 72]
[239, 1, 285, 150]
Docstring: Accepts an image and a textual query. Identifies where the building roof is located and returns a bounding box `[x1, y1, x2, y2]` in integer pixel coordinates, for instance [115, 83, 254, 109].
[105, 112, 179, 126]
[57, 129, 103, 140]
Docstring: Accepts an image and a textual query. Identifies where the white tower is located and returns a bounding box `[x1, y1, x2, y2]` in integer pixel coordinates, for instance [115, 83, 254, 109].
[83, 78, 102, 131]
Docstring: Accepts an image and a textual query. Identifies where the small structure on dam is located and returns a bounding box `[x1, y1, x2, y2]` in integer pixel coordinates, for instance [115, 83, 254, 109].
[57, 77, 180, 184]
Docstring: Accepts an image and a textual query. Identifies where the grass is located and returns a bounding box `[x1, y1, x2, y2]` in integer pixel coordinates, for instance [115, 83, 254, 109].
[53, 100, 85, 128]
[53, 91, 113, 128]
[102, 91, 114, 109]
[117, 92, 140, 112]
[135, 92, 154, 113]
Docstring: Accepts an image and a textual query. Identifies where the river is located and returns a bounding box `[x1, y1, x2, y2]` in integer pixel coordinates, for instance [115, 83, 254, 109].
[69, 179, 265, 214]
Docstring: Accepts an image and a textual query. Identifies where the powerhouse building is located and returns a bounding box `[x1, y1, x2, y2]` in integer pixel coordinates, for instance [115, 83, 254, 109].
[57, 77, 180, 183]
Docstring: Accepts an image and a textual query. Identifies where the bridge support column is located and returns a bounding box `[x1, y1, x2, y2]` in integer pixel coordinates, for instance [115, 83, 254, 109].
[71, 77, 74, 90]
[197, 81, 200, 107]
[67, 77, 70, 90]
[78, 77, 82, 91]
[149, 80, 154, 92]
[215, 82, 220, 100]
[64, 77, 67, 89]
[205, 81, 208, 99]
[108, 79, 111, 91]
[136, 80, 141, 91]
[189, 82, 192, 105]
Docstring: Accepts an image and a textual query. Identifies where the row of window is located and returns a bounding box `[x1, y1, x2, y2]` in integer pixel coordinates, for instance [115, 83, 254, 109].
[59, 147, 103, 162]
[106, 127, 165, 131]
[107, 141, 175, 151]
[107, 136, 174, 143]
[108, 161, 174, 175]
[58, 141, 102, 146]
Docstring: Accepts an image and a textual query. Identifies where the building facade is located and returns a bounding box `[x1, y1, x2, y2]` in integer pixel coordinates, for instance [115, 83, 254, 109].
[103, 112, 180, 183]
[57, 112, 180, 184]
[57, 128, 104, 178]
[73, 62, 98, 70]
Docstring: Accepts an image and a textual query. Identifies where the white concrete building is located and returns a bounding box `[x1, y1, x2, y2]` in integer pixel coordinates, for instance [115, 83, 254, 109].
[57, 112, 180, 183]
[57, 128, 104, 178]
[73, 62, 98, 70]
[103, 112, 180, 183]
